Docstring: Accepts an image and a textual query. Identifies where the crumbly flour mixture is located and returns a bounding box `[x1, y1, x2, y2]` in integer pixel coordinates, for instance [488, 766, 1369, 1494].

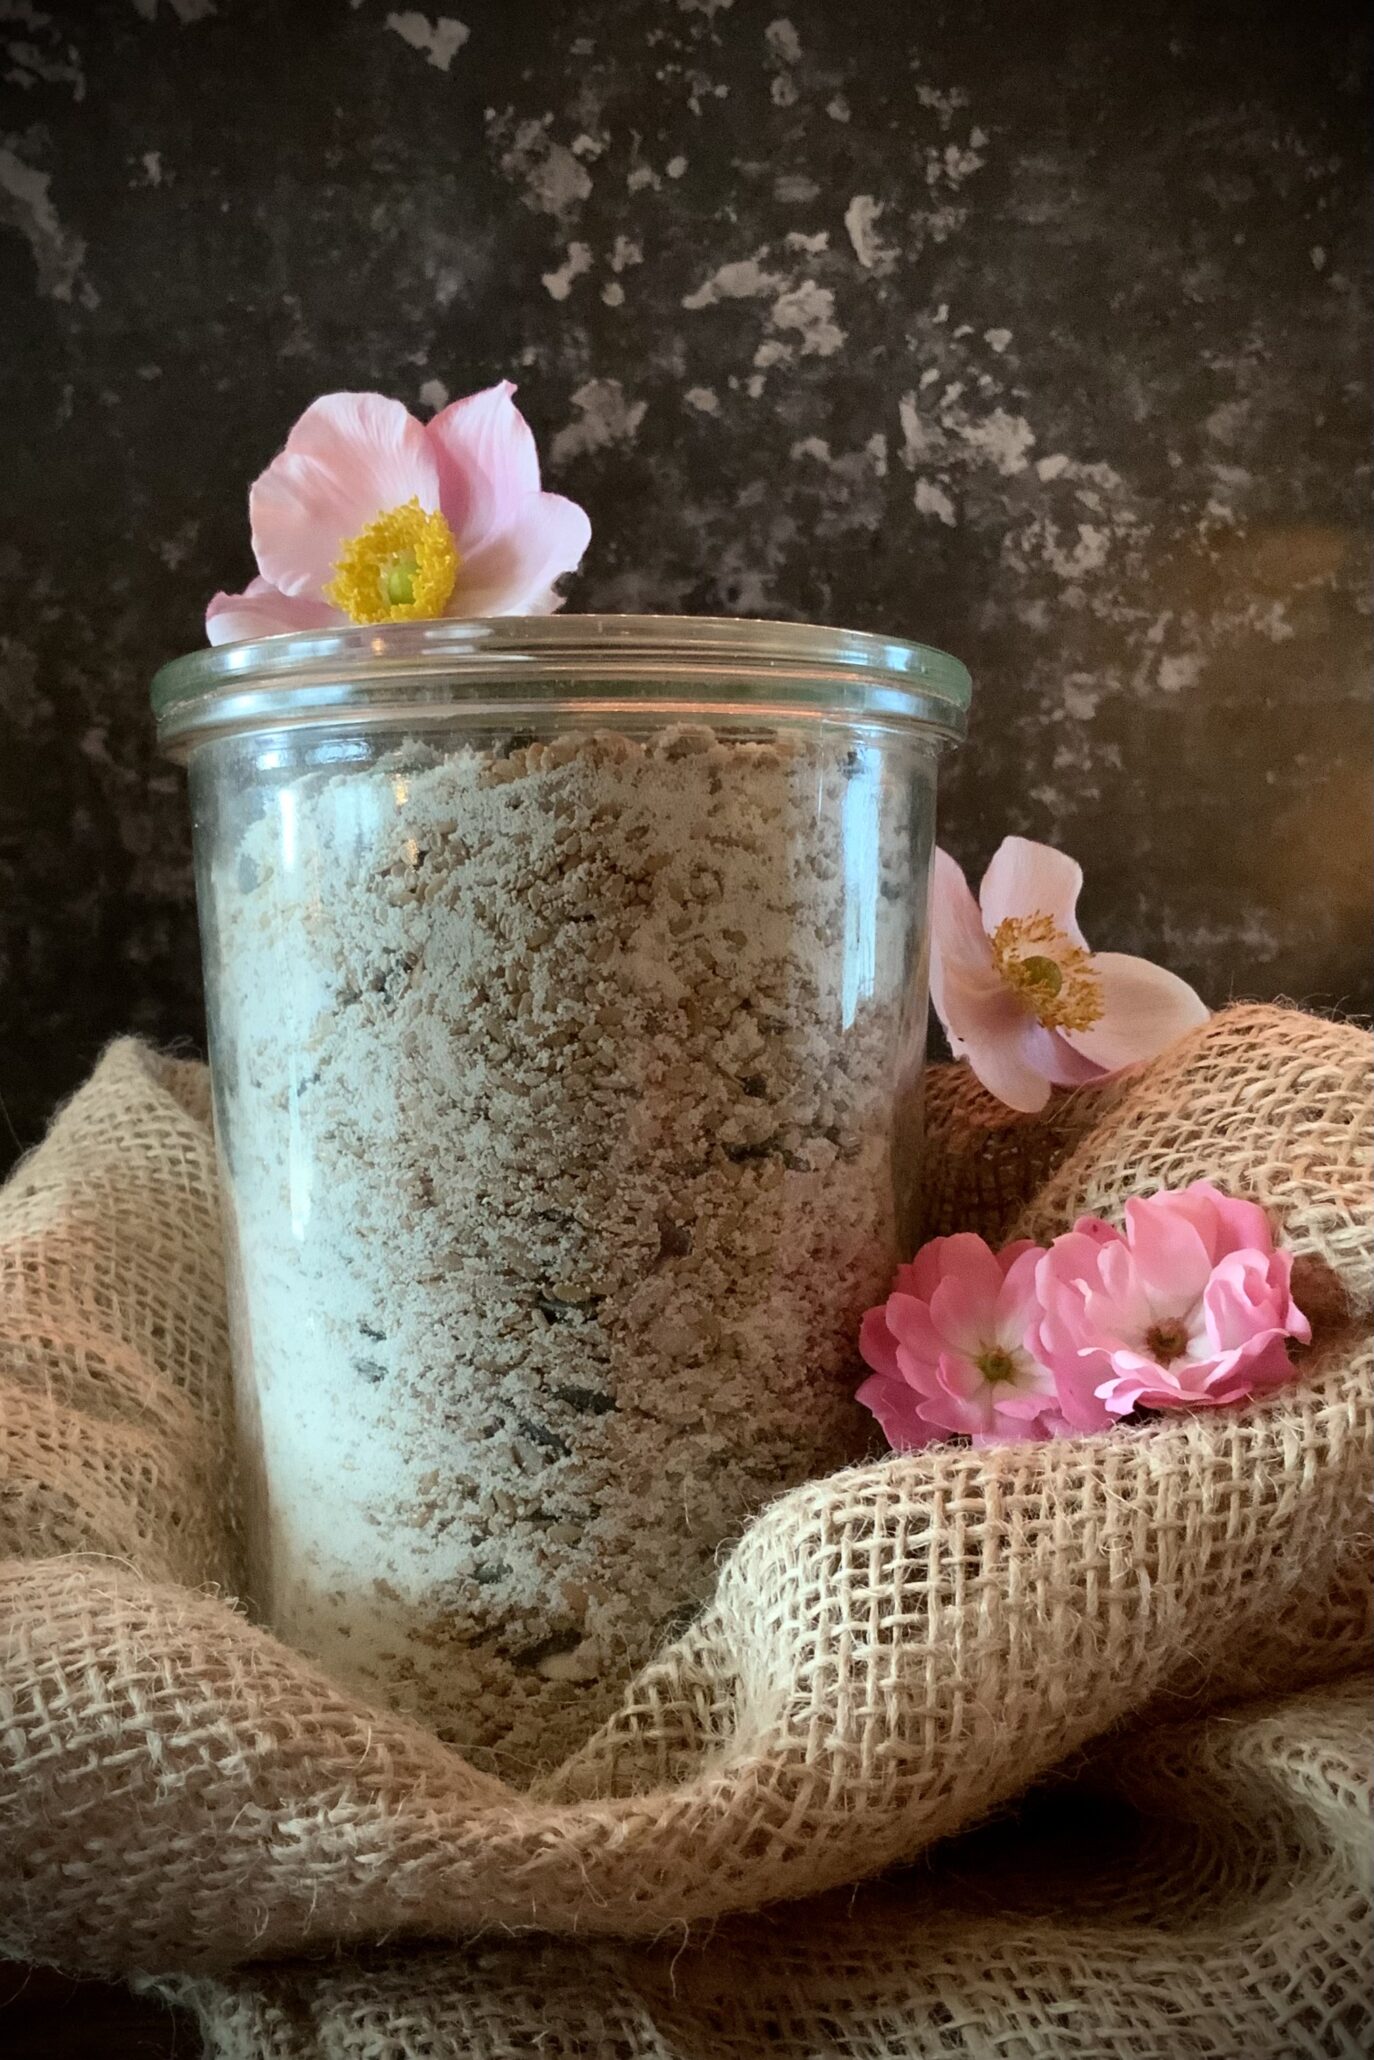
[213, 723, 920, 1777]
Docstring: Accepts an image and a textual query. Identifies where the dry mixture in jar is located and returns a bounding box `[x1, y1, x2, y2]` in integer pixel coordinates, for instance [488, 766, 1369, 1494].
[216, 721, 916, 1777]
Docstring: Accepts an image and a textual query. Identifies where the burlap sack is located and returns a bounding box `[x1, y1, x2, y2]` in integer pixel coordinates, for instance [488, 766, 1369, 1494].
[0, 1004, 1370, 2058]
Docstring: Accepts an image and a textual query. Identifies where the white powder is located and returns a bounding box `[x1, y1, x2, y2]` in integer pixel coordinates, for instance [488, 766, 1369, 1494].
[212, 722, 926, 1777]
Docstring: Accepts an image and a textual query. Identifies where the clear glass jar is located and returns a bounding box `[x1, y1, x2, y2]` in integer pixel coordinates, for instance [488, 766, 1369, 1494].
[153, 616, 969, 1777]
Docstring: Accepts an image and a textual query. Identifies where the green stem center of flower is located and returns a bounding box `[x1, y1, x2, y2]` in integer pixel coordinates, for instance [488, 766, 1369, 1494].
[324, 498, 460, 624]
[1145, 1319, 1190, 1366]
[989, 914, 1104, 1033]
[1019, 954, 1063, 999]
[382, 549, 419, 606]
[976, 1347, 1018, 1383]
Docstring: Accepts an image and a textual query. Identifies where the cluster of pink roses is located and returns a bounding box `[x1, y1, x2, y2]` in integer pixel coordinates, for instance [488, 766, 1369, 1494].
[858, 1182, 1311, 1450]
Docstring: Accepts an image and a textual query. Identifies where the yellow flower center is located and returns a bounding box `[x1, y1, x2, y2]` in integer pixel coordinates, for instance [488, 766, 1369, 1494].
[324, 498, 459, 624]
[990, 912, 1104, 1032]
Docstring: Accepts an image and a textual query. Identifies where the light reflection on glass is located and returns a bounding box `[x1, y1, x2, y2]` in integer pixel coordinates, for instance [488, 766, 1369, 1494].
[275, 787, 312, 1236]
[278, 786, 298, 872]
[840, 743, 880, 1028]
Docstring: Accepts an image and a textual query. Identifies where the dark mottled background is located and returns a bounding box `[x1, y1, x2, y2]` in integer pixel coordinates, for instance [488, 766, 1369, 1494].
[1, 0, 1370, 1168]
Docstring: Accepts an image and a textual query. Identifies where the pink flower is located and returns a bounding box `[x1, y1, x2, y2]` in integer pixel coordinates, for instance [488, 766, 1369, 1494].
[206, 383, 591, 644]
[931, 836, 1209, 1113]
[857, 1232, 1062, 1448]
[1033, 1181, 1311, 1428]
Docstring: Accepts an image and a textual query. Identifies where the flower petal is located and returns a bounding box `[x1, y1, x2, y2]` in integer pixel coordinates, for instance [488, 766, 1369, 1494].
[974, 1415, 1053, 1447]
[992, 1246, 1046, 1351]
[1033, 1241, 1118, 1431]
[997, 1239, 1043, 1274]
[938, 1233, 1008, 1302]
[1090, 1242, 1156, 1340]
[993, 1385, 1057, 1420]
[935, 1353, 985, 1399]
[514, 583, 567, 617]
[978, 835, 1087, 944]
[959, 1009, 1059, 1114]
[927, 1368, 996, 1434]
[928, 1273, 999, 1356]
[883, 1291, 947, 1377]
[894, 1239, 949, 1303]
[856, 1373, 945, 1452]
[1202, 1257, 1277, 1353]
[427, 381, 542, 553]
[205, 578, 343, 646]
[1010, 1021, 1110, 1090]
[1061, 952, 1209, 1072]
[1122, 1192, 1216, 1312]
[1230, 1331, 1304, 1392]
[858, 1304, 903, 1383]
[1070, 1215, 1125, 1248]
[1177, 1181, 1276, 1263]
[453, 491, 591, 616]
[250, 393, 441, 599]
[1202, 1249, 1309, 1353]
[1201, 1333, 1300, 1398]
[1038, 1028, 1110, 1088]
[930, 848, 1002, 1028]
[1050, 1362, 1117, 1433]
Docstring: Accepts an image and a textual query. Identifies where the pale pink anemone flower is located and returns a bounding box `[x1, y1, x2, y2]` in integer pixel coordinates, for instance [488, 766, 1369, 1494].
[857, 1232, 1063, 1449]
[931, 836, 1209, 1114]
[206, 383, 591, 644]
[1033, 1181, 1311, 1430]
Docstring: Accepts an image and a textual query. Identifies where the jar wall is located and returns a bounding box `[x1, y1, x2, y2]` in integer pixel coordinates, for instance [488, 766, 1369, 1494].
[190, 701, 940, 1776]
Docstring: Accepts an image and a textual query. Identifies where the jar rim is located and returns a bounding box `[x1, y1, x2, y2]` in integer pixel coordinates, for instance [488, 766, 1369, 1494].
[151, 613, 971, 753]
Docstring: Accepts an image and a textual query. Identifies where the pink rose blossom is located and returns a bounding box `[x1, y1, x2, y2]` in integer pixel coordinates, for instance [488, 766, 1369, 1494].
[206, 383, 591, 644]
[1032, 1181, 1311, 1428]
[930, 836, 1209, 1113]
[857, 1231, 1062, 1448]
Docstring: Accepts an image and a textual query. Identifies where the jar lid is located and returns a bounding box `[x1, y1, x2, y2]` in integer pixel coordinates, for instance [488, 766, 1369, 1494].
[151, 614, 971, 755]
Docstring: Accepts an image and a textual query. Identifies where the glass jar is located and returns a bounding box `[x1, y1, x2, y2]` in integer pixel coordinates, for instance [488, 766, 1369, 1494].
[152, 616, 969, 1777]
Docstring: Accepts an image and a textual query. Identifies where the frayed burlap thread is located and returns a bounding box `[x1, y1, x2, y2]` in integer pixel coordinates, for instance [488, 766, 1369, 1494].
[155, 1677, 1374, 2059]
[0, 1006, 1370, 2059]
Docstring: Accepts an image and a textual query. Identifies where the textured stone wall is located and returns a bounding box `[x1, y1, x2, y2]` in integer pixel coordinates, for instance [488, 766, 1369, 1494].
[0, 0, 1369, 1160]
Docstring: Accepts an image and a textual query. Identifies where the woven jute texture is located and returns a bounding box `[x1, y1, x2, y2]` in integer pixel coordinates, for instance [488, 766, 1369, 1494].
[1, 1003, 1370, 2058]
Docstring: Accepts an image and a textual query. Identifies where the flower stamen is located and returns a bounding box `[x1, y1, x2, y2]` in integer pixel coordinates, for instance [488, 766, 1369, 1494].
[1145, 1319, 1190, 1366]
[325, 499, 459, 624]
[990, 912, 1103, 1032]
[975, 1347, 1018, 1384]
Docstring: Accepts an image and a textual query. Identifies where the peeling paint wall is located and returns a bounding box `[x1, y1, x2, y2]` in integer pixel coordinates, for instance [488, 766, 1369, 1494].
[0, 0, 1369, 1158]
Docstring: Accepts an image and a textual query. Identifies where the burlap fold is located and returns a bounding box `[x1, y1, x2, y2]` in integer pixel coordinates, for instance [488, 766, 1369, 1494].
[0, 1004, 1370, 2058]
